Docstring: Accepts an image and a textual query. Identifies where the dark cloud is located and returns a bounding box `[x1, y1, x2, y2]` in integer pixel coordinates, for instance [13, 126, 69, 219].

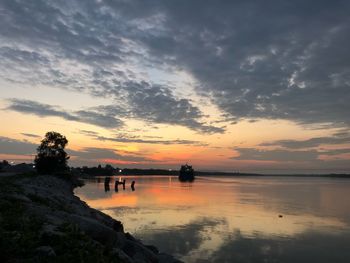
[232, 147, 350, 164]
[132, 0, 350, 127]
[0, 136, 150, 164]
[0, 136, 36, 155]
[96, 134, 207, 146]
[68, 147, 150, 163]
[1, 0, 350, 131]
[232, 148, 320, 162]
[78, 130, 99, 136]
[320, 148, 350, 156]
[8, 99, 77, 120]
[261, 135, 350, 149]
[78, 129, 207, 146]
[20, 133, 41, 139]
[117, 81, 225, 134]
[88, 81, 225, 133]
[332, 129, 350, 137]
[252, 132, 350, 166]
[0, 0, 223, 134]
[74, 109, 123, 129]
[7, 99, 124, 129]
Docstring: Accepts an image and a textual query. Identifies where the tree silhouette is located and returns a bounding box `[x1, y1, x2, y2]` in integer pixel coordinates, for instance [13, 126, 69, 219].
[35, 132, 69, 174]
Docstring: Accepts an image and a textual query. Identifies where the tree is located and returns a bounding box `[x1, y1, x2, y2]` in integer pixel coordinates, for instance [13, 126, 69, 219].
[0, 160, 9, 172]
[35, 132, 69, 174]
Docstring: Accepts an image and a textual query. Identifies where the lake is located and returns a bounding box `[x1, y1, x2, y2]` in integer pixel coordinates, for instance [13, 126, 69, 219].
[74, 176, 350, 263]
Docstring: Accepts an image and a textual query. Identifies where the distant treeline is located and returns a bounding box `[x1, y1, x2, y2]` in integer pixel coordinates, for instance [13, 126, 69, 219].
[71, 164, 261, 176]
[72, 166, 181, 176]
[72, 165, 116, 176]
[73, 166, 350, 178]
[1, 160, 349, 178]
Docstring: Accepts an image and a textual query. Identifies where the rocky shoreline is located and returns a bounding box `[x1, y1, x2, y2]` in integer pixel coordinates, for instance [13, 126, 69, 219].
[0, 174, 182, 263]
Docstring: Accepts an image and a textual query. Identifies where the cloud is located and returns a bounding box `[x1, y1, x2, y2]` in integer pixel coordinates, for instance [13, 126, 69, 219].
[119, 81, 225, 134]
[260, 135, 350, 149]
[0, 136, 151, 164]
[7, 99, 124, 129]
[137, 217, 226, 255]
[1, 0, 350, 133]
[251, 132, 350, 165]
[320, 148, 350, 156]
[21, 133, 41, 138]
[0, 1, 223, 134]
[232, 147, 350, 163]
[78, 130, 100, 136]
[0, 136, 37, 155]
[74, 110, 123, 129]
[92, 81, 225, 134]
[232, 148, 320, 162]
[96, 134, 207, 146]
[68, 147, 150, 163]
[133, 1, 350, 127]
[77, 129, 208, 146]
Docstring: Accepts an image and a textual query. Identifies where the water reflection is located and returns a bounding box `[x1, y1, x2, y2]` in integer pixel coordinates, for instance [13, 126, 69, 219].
[75, 176, 350, 262]
[208, 229, 350, 263]
[142, 217, 225, 256]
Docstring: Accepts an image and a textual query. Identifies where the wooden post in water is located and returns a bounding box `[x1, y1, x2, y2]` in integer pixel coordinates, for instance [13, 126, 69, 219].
[114, 180, 119, 192]
[131, 180, 135, 191]
[104, 177, 110, 192]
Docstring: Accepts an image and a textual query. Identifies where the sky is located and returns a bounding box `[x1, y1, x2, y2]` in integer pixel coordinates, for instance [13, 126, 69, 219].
[0, 0, 349, 173]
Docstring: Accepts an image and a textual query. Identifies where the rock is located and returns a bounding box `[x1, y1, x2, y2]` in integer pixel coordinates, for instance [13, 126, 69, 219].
[35, 246, 56, 257]
[122, 240, 158, 263]
[40, 224, 64, 243]
[125, 232, 139, 242]
[115, 232, 127, 247]
[8, 193, 31, 202]
[8, 174, 182, 263]
[145, 245, 159, 254]
[68, 214, 119, 246]
[111, 248, 134, 263]
[158, 253, 184, 263]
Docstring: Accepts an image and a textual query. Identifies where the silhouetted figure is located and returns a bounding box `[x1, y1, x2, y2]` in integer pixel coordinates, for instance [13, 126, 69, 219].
[123, 179, 126, 190]
[114, 181, 119, 192]
[104, 176, 111, 192]
[131, 180, 135, 191]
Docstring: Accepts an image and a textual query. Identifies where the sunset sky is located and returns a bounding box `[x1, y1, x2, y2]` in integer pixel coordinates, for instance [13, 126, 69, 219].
[0, 0, 349, 173]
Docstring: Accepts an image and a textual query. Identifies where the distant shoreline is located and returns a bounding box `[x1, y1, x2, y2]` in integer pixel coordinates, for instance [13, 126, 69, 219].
[78, 169, 350, 178]
[2, 162, 349, 179]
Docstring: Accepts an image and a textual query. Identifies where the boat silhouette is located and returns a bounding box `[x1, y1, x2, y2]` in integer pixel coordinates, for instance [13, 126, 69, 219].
[179, 164, 195, 182]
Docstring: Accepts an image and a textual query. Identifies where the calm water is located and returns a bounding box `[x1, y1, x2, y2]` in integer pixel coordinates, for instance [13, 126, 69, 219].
[75, 176, 350, 263]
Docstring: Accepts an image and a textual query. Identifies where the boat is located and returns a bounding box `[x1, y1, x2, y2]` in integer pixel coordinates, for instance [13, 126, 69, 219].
[179, 164, 195, 182]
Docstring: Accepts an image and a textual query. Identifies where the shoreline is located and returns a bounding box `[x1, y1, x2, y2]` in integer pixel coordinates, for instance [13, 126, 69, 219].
[0, 173, 182, 263]
[78, 173, 350, 179]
